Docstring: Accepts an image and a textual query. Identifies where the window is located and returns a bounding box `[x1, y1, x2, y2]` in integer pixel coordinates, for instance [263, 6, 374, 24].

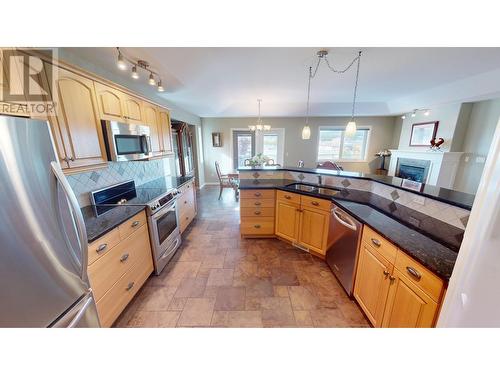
[317, 127, 370, 162]
[263, 134, 278, 163]
[233, 131, 255, 168]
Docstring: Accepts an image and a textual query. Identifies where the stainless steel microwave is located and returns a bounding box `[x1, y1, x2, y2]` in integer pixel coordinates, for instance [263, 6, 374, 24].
[102, 120, 152, 161]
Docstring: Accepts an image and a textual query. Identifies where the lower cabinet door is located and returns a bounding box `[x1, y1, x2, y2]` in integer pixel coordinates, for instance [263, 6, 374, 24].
[275, 200, 299, 242]
[353, 243, 392, 327]
[382, 268, 438, 328]
[298, 207, 329, 254]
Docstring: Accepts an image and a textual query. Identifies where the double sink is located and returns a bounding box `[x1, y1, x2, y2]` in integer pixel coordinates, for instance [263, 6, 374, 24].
[286, 183, 340, 197]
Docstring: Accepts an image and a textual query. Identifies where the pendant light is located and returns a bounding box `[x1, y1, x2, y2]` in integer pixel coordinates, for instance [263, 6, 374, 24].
[302, 66, 312, 140]
[249, 99, 271, 132]
[345, 51, 362, 137]
[117, 49, 127, 70]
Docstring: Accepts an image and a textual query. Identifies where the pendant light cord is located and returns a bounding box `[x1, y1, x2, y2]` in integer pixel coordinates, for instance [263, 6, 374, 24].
[351, 51, 362, 120]
[305, 67, 313, 125]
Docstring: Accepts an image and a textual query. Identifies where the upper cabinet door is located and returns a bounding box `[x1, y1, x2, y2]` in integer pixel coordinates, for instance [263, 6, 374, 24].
[142, 102, 161, 154]
[52, 67, 107, 169]
[122, 94, 143, 123]
[158, 108, 173, 154]
[94, 81, 126, 122]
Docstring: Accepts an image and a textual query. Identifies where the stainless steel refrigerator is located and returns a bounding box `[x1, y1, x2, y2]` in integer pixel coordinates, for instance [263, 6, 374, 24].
[0, 115, 100, 327]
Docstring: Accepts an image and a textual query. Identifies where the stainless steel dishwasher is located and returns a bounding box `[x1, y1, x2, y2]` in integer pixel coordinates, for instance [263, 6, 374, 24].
[326, 204, 362, 296]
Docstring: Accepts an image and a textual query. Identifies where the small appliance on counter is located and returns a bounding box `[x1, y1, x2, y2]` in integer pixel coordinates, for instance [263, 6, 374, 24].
[90, 178, 182, 275]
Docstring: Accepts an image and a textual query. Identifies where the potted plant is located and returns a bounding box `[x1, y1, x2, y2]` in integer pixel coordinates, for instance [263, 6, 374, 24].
[248, 153, 270, 167]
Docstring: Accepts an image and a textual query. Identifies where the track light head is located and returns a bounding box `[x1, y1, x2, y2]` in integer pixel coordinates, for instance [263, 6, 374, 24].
[131, 66, 139, 79]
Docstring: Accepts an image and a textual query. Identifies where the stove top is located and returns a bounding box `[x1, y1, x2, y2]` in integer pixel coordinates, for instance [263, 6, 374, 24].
[90, 177, 183, 216]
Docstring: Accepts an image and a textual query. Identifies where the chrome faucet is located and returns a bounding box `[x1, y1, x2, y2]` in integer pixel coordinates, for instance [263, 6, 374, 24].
[318, 175, 323, 186]
[297, 160, 304, 168]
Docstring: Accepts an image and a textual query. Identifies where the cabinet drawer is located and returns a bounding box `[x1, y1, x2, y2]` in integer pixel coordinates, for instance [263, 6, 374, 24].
[240, 198, 275, 208]
[96, 254, 153, 328]
[180, 206, 196, 233]
[178, 181, 194, 195]
[88, 224, 151, 301]
[118, 210, 146, 240]
[362, 226, 398, 263]
[240, 207, 275, 217]
[240, 217, 275, 235]
[178, 190, 195, 213]
[276, 190, 301, 204]
[240, 189, 275, 199]
[88, 227, 121, 265]
[394, 250, 444, 302]
[301, 195, 332, 211]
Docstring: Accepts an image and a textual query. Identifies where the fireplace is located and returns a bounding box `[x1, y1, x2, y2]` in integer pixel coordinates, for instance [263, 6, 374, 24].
[395, 158, 431, 183]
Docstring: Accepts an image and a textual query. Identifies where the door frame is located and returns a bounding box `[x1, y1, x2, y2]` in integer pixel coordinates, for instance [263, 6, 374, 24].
[230, 128, 256, 170]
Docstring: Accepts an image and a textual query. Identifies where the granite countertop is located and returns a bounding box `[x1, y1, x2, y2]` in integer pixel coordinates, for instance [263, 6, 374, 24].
[82, 204, 146, 243]
[239, 178, 458, 280]
[237, 166, 475, 209]
[82, 175, 195, 242]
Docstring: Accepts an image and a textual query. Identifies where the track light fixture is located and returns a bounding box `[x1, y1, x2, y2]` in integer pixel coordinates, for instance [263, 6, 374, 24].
[116, 47, 164, 92]
[401, 109, 431, 120]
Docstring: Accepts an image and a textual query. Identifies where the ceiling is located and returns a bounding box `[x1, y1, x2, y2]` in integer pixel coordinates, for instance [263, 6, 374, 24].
[62, 47, 500, 118]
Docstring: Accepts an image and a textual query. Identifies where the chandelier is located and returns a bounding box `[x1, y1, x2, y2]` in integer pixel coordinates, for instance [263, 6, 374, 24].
[249, 99, 271, 132]
[116, 47, 164, 92]
[302, 49, 362, 139]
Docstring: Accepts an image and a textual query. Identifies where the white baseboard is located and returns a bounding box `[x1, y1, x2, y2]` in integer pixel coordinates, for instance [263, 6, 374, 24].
[200, 182, 219, 188]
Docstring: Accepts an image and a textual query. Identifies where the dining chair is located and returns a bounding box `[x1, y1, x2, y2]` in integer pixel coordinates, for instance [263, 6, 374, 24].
[215, 161, 239, 200]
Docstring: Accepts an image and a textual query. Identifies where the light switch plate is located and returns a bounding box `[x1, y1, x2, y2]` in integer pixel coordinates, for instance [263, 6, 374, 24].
[476, 156, 486, 163]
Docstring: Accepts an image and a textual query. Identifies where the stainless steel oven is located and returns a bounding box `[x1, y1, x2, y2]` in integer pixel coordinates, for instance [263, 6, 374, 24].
[148, 198, 181, 275]
[102, 120, 152, 161]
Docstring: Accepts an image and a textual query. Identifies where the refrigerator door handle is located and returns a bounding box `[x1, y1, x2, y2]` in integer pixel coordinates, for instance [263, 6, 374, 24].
[67, 294, 94, 328]
[51, 161, 88, 281]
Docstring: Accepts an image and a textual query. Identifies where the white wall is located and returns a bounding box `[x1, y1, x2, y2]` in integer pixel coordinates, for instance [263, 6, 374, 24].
[453, 99, 500, 194]
[201, 116, 399, 183]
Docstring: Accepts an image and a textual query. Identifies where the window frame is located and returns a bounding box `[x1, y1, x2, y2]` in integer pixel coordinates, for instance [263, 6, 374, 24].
[317, 126, 371, 163]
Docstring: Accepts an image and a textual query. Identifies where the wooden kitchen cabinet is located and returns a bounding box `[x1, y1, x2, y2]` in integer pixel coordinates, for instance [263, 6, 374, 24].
[353, 243, 393, 327]
[298, 206, 330, 255]
[122, 93, 143, 123]
[158, 108, 173, 154]
[353, 225, 445, 328]
[274, 200, 299, 241]
[50, 66, 107, 170]
[94, 81, 126, 121]
[178, 180, 197, 234]
[142, 101, 162, 155]
[240, 189, 276, 238]
[382, 268, 439, 328]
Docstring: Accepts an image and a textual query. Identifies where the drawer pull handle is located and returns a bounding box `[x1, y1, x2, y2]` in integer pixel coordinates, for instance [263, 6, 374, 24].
[284, 195, 291, 199]
[254, 211, 261, 215]
[120, 253, 129, 262]
[131, 220, 140, 228]
[96, 243, 107, 253]
[254, 192, 261, 197]
[406, 266, 422, 280]
[311, 201, 319, 206]
[254, 224, 261, 229]
[383, 270, 389, 277]
[389, 275, 395, 282]
[254, 202, 261, 206]
[126, 282, 135, 291]
[371, 238, 381, 247]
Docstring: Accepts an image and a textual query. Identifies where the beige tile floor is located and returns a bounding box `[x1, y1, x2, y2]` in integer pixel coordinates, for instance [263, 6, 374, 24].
[114, 186, 370, 328]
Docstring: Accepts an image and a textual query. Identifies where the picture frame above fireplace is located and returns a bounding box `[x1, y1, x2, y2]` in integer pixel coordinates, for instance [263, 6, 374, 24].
[409, 121, 439, 146]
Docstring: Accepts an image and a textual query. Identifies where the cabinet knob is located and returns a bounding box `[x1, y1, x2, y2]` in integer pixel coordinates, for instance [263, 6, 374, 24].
[383, 270, 389, 277]
[389, 275, 395, 282]
[120, 253, 130, 262]
[311, 201, 319, 206]
[284, 195, 291, 199]
[254, 211, 261, 215]
[406, 266, 422, 281]
[371, 238, 381, 247]
[254, 224, 261, 229]
[131, 220, 140, 227]
[125, 281, 135, 291]
[254, 202, 261, 206]
[69, 156, 75, 161]
[254, 192, 261, 197]
[96, 243, 108, 253]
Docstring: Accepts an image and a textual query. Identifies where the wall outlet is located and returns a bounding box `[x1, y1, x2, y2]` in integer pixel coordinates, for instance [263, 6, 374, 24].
[413, 195, 426, 205]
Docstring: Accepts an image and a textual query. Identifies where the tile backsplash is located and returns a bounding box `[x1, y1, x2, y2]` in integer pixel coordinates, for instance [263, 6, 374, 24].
[67, 157, 174, 207]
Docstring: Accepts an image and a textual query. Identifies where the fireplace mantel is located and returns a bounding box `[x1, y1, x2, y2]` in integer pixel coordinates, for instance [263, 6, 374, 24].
[388, 149, 463, 189]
